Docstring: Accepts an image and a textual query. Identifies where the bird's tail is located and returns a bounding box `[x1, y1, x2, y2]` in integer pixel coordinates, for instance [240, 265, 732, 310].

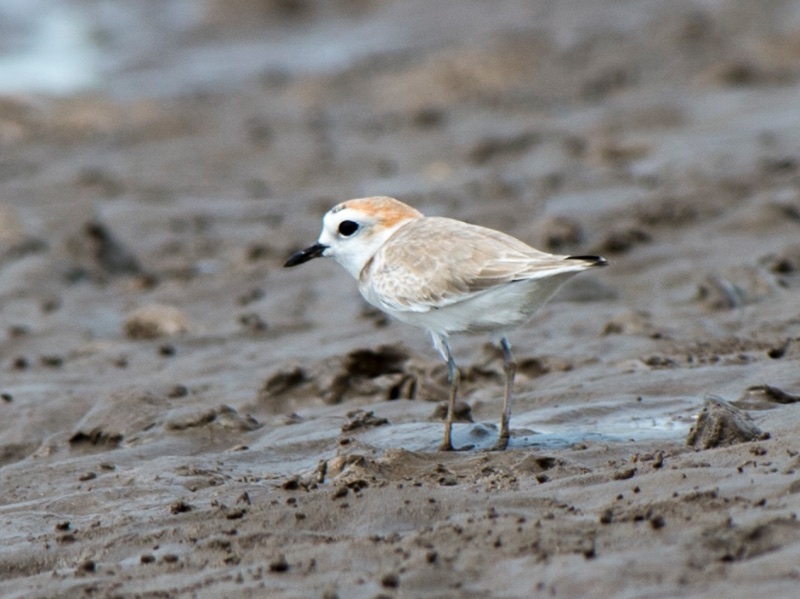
[565, 255, 608, 268]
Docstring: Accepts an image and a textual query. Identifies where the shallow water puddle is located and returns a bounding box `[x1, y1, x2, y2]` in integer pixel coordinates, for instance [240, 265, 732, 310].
[353, 402, 694, 452]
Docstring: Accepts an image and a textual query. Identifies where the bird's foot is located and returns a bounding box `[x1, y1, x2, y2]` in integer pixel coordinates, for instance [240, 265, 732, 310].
[438, 441, 475, 452]
[490, 436, 510, 451]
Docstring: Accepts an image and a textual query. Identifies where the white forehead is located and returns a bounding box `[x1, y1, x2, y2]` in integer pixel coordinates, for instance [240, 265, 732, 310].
[322, 205, 374, 231]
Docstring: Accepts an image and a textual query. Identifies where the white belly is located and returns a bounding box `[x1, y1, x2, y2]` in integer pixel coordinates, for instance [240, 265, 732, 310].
[374, 272, 578, 335]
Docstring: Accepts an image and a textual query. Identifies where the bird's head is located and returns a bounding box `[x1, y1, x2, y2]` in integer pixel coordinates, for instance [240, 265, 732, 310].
[284, 196, 423, 278]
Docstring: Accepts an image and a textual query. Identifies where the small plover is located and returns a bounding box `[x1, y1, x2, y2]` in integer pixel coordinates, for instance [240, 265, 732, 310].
[285, 196, 607, 450]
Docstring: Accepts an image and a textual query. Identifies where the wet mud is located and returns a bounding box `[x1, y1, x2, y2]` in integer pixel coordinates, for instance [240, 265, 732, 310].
[2, 1, 800, 597]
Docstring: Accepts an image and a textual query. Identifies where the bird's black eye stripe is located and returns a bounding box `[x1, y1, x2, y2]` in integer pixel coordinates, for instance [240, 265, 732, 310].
[338, 220, 359, 236]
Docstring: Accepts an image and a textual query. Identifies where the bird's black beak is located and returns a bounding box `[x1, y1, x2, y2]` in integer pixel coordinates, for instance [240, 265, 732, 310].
[284, 243, 328, 267]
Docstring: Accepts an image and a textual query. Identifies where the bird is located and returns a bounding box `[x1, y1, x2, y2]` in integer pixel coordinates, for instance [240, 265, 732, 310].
[284, 196, 607, 451]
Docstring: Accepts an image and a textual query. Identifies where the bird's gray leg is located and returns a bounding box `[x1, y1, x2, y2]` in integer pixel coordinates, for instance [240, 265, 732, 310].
[494, 336, 516, 450]
[437, 335, 459, 452]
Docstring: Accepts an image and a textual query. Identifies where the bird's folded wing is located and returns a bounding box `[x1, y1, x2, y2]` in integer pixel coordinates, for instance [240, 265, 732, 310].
[363, 217, 570, 312]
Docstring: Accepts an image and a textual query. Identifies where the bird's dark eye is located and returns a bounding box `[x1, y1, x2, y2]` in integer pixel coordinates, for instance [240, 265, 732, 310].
[338, 220, 359, 237]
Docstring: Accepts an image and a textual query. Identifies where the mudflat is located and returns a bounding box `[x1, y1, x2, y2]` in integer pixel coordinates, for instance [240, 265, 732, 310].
[1, 1, 800, 597]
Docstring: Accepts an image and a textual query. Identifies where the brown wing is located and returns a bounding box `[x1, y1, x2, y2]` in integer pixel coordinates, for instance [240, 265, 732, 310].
[363, 217, 571, 312]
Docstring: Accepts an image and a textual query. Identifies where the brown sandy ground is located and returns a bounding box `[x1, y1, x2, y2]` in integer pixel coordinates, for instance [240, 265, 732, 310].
[1, 1, 800, 597]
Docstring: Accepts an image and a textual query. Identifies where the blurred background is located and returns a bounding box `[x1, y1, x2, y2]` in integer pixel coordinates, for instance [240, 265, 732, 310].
[2, 0, 799, 210]
[1, 0, 799, 383]
[2, 0, 800, 426]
